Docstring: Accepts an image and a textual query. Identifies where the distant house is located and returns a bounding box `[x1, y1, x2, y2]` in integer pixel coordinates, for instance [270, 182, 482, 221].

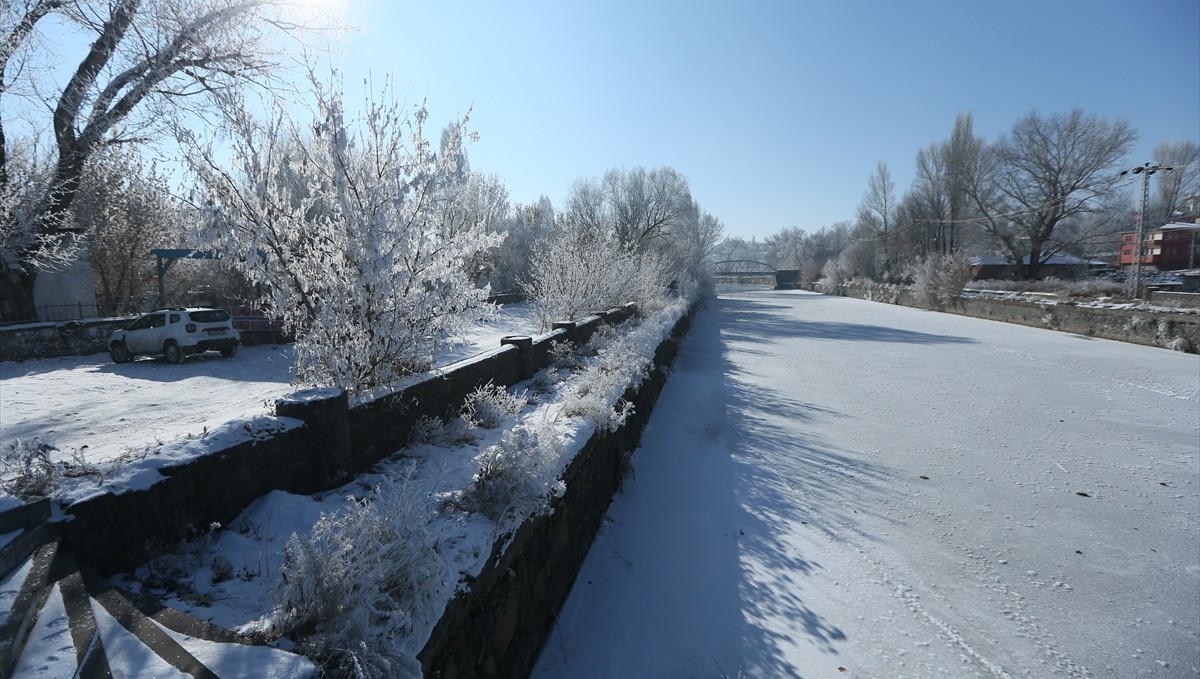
[1117, 222, 1200, 272]
[969, 253, 1105, 281]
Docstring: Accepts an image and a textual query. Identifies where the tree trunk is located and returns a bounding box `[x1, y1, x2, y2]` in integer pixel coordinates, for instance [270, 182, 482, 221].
[0, 157, 86, 320]
[1024, 241, 1043, 280]
[0, 268, 37, 322]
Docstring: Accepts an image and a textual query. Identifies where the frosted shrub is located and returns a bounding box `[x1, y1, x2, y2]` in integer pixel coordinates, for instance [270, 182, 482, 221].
[460, 381, 527, 429]
[1165, 336, 1193, 352]
[818, 258, 848, 293]
[407, 415, 472, 446]
[0, 438, 101, 500]
[526, 226, 666, 329]
[0, 438, 57, 499]
[563, 371, 637, 432]
[464, 426, 560, 522]
[560, 297, 687, 432]
[861, 280, 902, 304]
[548, 339, 582, 371]
[186, 74, 501, 392]
[409, 382, 526, 446]
[274, 475, 442, 679]
[906, 253, 972, 306]
[586, 322, 622, 354]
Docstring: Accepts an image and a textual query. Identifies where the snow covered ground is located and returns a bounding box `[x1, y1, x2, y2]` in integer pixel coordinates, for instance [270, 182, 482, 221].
[0, 303, 540, 475]
[533, 290, 1200, 679]
[3, 299, 691, 677]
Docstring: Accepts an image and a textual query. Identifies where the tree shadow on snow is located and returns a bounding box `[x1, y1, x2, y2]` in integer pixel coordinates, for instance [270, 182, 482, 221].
[89, 346, 295, 384]
[720, 295, 976, 346]
[675, 298, 904, 677]
[536, 297, 914, 679]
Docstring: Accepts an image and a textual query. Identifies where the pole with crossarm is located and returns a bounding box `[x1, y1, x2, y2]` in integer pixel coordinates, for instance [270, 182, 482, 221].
[1120, 163, 1174, 299]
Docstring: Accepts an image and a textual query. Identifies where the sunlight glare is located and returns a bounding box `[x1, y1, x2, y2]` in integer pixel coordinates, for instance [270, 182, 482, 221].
[288, 0, 349, 24]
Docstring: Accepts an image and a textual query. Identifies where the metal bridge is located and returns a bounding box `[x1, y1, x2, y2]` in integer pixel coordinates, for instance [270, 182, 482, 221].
[713, 260, 777, 277]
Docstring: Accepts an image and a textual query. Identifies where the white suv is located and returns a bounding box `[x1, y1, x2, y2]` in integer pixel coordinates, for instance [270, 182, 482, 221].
[109, 308, 241, 364]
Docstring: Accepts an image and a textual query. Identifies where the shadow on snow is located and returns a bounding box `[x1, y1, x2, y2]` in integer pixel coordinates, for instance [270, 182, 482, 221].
[720, 295, 975, 346]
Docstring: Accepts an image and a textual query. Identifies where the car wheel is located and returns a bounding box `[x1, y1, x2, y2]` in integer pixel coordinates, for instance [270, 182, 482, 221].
[164, 341, 185, 364]
[109, 341, 131, 364]
[220, 342, 238, 359]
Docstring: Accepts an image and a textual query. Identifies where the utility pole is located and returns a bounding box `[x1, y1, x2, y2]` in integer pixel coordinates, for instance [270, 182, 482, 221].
[1120, 163, 1174, 299]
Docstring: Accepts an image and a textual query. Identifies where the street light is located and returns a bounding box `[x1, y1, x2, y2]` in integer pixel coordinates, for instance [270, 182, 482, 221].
[1119, 162, 1174, 299]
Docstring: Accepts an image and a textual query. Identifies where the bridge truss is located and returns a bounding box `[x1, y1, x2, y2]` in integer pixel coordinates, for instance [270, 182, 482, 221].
[713, 260, 777, 277]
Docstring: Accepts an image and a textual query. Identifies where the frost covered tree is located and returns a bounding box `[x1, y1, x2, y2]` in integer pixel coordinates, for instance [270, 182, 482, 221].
[818, 256, 847, 291]
[838, 238, 879, 280]
[491, 196, 554, 293]
[605, 166, 691, 251]
[764, 226, 806, 270]
[661, 198, 723, 299]
[537, 165, 718, 321]
[0, 0, 310, 317]
[765, 224, 850, 284]
[442, 173, 510, 288]
[70, 146, 180, 314]
[564, 166, 692, 252]
[714, 236, 748, 262]
[185, 75, 501, 390]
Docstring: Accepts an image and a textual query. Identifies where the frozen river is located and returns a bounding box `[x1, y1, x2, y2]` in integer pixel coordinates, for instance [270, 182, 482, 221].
[533, 290, 1200, 678]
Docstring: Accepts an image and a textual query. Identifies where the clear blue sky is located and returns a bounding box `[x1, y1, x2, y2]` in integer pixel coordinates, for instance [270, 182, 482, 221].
[322, 0, 1195, 241]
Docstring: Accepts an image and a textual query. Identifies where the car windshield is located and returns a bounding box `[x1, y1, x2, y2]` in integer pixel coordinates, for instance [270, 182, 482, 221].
[188, 310, 230, 323]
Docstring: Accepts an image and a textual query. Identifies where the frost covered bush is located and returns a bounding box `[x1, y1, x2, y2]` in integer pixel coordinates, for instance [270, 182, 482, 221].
[906, 253, 972, 306]
[586, 322, 622, 354]
[273, 475, 442, 679]
[0, 438, 57, 499]
[407, 415, 475, 447]
[560, 297, 688, 432]
[563, 369, 637, 433]
[0, 438, 101, 500]
[464, 426, 563, 522]
[549, 339, 583, 371]
[460, 381, 527, 429]
[564, 387, 636, 432]
[409, 382, 526, 445]
[525, 225, 666, 329]
[186, 74, 501, 391]
[860, 280, 903, 304]
[1165, 336, 1193, 352]
[818, 258, 848, 293]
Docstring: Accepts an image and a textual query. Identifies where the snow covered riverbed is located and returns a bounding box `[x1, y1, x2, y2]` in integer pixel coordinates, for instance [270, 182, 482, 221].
[533, 290, 1200, 678]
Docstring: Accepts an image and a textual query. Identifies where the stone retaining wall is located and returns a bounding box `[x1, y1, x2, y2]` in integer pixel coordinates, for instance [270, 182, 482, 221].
[0, 318, 127, 361]
[56, 305, 642, 578]
[1150, 291, 1200, 308]
[0, 316, 290, 362]
[839, 285, 1200, 353]
[417, 306, 693, 679]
